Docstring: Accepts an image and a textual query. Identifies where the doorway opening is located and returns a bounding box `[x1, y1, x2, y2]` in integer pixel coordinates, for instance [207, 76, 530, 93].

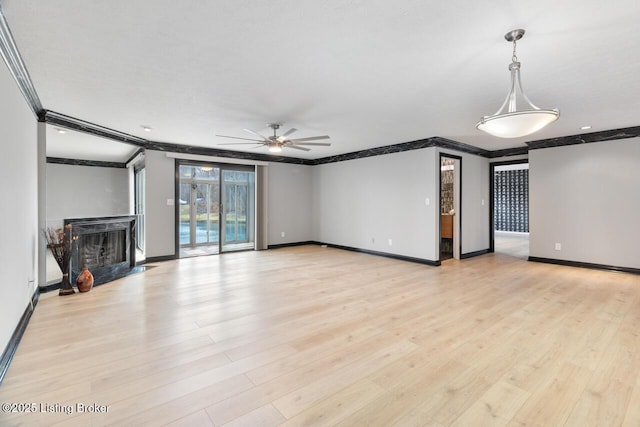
[439, 154, 461, 261]
[490, 161, 529, 259]
[177, 162, 255, 258]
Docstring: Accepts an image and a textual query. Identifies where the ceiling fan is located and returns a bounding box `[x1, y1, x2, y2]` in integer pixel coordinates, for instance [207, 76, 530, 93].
[216, 123, 330, 153]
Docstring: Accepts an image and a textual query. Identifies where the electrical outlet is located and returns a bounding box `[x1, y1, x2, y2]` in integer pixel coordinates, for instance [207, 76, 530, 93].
[481, 199, 485, 206]
[388, 239, 393, 246]
[281, 231, 285, 238]
[555, 243, 561, 251]
[425, 198, 430, 206]
[371, 237, 375, 244]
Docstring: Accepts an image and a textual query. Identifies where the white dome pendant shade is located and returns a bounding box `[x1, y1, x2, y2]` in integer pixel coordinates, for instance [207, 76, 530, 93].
[476, 29, 559, 138]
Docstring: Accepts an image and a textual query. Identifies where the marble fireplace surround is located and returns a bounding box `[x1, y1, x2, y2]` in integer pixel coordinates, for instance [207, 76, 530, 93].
[64, 215, 137, 288]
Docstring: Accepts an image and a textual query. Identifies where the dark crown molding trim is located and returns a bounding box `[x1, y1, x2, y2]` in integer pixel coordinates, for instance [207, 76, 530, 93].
[487, 146, 529, 159]
[0, 290, 39, 385]
[311, 136, 489, 165]
[47, 157, 127, 168]
[0, 7, 43, 116]
[526, 126, 640, 151]
[146, 140, 313, 165]
[528, 256, 640, 276]
[42, 111, 315, 166]
[42, 110, 147, 147]
[437, 137, 490, 157]
[311, 138, 435, 164]
[312, 137, 437, 165]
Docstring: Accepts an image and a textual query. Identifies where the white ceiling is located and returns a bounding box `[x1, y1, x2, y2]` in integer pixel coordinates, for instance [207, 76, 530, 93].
[46, 125, 138, 162]
[2, 0, 640, 160]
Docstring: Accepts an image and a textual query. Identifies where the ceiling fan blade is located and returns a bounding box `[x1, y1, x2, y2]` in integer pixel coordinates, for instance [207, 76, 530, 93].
[286, 145, 311, 151]
[217, 142, 266, 146]
[281, 128, 297, 138]
[243, 128, 269, 141]
[290, 142, 332, 147]
[290, 135, 330, 142]
[216, 135, 265, 143]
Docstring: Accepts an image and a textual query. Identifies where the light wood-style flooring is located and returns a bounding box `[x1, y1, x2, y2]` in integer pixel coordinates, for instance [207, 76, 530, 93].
[1, 245, 639, 426]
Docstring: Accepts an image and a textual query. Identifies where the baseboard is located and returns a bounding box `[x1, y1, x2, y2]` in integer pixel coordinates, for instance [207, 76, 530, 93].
[321, 243, 441, 266]
[144, 255, 176, 263]
[38, 281, 61, 293]
[268, 241, 320, 250]
[461, 249, 490, 259]
[528, 256, 640, 275]
[0, 289, 39, 385]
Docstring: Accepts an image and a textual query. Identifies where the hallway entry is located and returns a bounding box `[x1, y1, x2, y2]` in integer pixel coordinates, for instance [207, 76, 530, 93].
[490, 161, 529, 259]
[440, 154, 461, 261]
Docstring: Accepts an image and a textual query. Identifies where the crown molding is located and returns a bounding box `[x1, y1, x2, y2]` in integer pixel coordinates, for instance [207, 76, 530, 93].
[526, 126, 640, 151]
[146, 140, 313, 165]
[42, 110, 147, 147]
[46, 157, 127, 168]
[0, 6, 42, 116]
[486, 146, 529, 158]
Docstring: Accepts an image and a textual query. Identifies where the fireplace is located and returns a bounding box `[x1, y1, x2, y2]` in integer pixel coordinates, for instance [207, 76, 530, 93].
[65, 216, 137, 287]
[78, 229, 126, 268]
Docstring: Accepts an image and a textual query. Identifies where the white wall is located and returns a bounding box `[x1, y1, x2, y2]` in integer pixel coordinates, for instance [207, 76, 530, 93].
[0, 60, 38, 356]
[530, 139, 640, 269]
[267, 162, 313, 245]
[144, 150, 176, 258]
[46, 163, 129, 224]
[312, 148, 439, 261]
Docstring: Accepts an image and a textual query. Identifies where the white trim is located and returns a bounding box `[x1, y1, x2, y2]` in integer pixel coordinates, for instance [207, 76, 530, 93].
[165, 152, 269, 166]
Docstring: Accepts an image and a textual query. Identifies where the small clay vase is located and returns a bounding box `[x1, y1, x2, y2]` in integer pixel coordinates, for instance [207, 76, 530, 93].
[76, 268, 94, 292]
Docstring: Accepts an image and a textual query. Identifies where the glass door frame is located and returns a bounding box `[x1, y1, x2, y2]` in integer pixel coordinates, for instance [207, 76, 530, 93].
[133, 165, 145, 254]
[174, 160, 256, 257]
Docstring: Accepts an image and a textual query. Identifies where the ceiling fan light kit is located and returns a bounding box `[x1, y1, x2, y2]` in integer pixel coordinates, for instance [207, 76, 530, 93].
[268, 142, 283, 153]
[216, 123, 331, 153]
[476, 29, 559, 138]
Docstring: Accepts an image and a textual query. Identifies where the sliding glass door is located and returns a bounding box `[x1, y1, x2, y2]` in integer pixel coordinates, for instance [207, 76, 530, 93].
[221, 169, 255, 251]
[178, 163, 254, 256]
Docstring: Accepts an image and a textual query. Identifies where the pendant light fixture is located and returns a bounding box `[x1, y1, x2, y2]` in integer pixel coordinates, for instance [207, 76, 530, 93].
[476, 29, 559, 138]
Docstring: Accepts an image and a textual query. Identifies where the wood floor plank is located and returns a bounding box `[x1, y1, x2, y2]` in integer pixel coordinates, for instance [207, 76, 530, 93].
[1, 244, 639, 426]
[506, 362, 592, 427]
[162, 409, 214, 427]
[278, 379, 387, 427]
[221, 403, 286, 427]
[449, 380, 530, 427]
[271, 338, 417, 418]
